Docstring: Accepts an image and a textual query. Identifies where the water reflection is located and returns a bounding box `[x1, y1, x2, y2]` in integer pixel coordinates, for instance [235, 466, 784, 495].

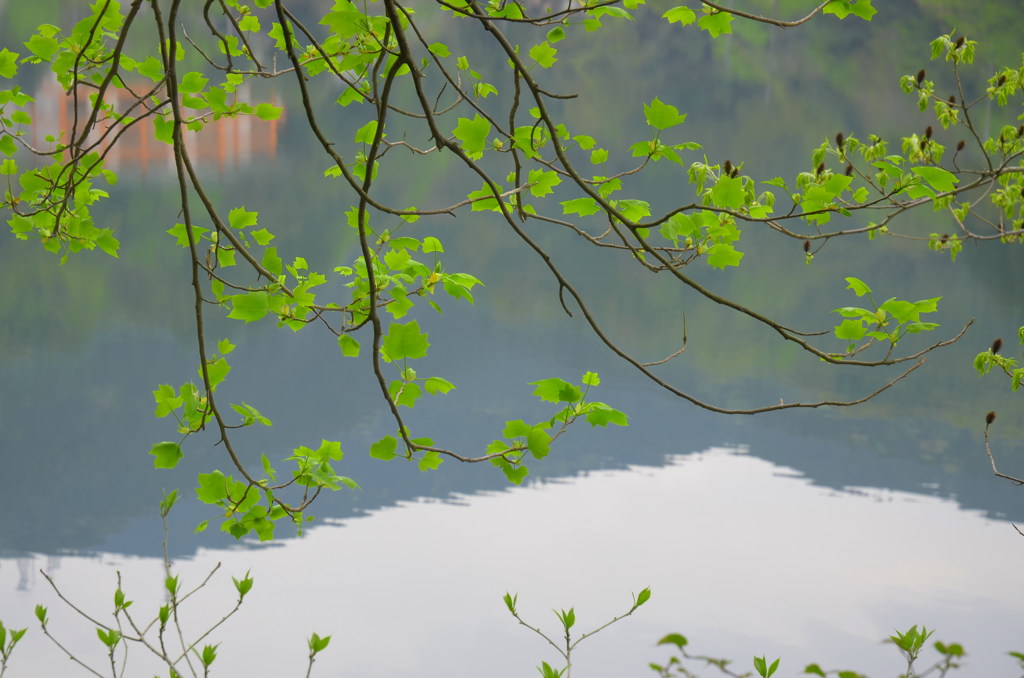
[1, 448, 1021, 678]
[1, 3, 1023, 674]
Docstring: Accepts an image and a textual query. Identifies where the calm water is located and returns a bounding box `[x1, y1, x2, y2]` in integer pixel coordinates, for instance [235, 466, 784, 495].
[1, 3, 1022, 677]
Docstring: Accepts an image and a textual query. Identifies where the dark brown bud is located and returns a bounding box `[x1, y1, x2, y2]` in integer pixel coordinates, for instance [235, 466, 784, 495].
[997, 74, 1007, 86]
[992, 338, 1003, 354]
[956, 140, 965, 151]
[940, 234, 949, 243]
[948, 95, 957, 105]
[1018, 124, 1024, 137]
[835, 132, 845, 149]
[845, 164, 854, 176]
[731, 166, 739, 178]
[955, 36, 966, 49]
[723, 160, 733, 177]
[803, 240, 810, 253]
[925, 125, 933, 139]
[920, 137, 928, 150]
[986, 411, 996, 425]
[816, 162, 825, 175]
[916, 68, 926, 84]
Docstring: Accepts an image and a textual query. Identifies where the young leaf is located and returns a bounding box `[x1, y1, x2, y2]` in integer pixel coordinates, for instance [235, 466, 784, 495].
[370, 435, 398, 461]
[382, 321, 430, 361]
[149, 441, 183, 469]
[644, 98, 687, 130]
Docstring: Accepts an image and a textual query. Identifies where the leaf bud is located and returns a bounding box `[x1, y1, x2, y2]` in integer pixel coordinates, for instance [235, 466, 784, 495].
[1017, 124, 1024, 137]
[835, 132, 845, 149]
[997, 74, 1007, 87]
[985, 410, 996, 425]
[956, 140, 965, 151]
[954, 36, 966, 49]
[723, 160, 733, 177]
[919, 137, 928, 150]
[925, 125, 933, 139]
[816, 162, 825, 175]
[803, 240, 810, 253]
[939, 234, 949, 243]
[948, 95, 957, 105]
[845, 164, 853, 176]
[991, 338, 1002, 354]
[916, 68, 926, 84]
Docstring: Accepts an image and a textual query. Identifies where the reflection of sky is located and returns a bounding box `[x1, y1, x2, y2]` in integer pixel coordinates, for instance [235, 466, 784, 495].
[3, 448, 1021, 678]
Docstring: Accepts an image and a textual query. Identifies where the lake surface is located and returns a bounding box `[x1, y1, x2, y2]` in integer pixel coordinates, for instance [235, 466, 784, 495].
[1, 3, 1022, 677]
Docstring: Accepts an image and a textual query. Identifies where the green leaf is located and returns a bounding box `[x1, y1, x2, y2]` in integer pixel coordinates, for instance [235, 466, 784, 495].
[705, 243, 744, 269]
[844, 277, 872, 297]
[255, 103, 282, 121]
[911, 166, 957, 193]
[0, 48, 21, 78]
[338, 334, 360, 357]
[228, 291, 270, 323]
[582, 371, 600, 386]
[562, 197, 601, 216]
[662, 6, 696, 25]
[382, 321, 430, 361]
[584, 402, 628, 427]
[502, 464, 529, 485]
[370, 435, 398, 460]
[711, 176, 744, 208]
[419, 451, 443, 471]
[354, 120, 380, 144]
[204, 357, 231, 389]
[528, 168, 561, 197]
[424, 376, 455, 394]
[698, 11, 733, 37]
[503, 419, 532, 438]
[0, 134, 16, 156]
[25, 34, 59, 61]
[180, 71, 209, 94]
[547, 26, 565, 43]
[149, 441, 183, 469]
[530, 378, 583, 403]
[228, 207, 258, 229]
[834, 318, 866, 341]
[823, 0, 876, 20]
[529, 41, 558, 68]
[422, 236, 444, 253]
[644, 97, 687, 130]
[309, 632, 332, 653]
[262, 247, 282, 276]
[453, 115, 491, 160]
[527, 427, 551, 459]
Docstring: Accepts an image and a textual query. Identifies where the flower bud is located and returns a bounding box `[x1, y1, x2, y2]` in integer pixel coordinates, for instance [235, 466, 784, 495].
[992, 338, 1003, 354]
[986, 411, 996, 425]
[916, 68, 926, 84]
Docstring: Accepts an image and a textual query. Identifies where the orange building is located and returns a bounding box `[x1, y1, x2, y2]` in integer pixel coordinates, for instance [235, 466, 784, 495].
[30, 76, 282, 177]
